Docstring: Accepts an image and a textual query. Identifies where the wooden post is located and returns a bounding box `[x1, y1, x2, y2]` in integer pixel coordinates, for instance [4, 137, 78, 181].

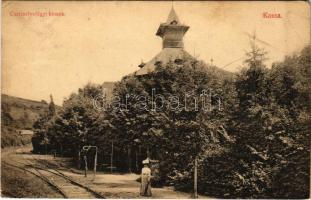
[84, 155, 88, 177]
[94, 147, 97, 179]
[193, 156, 198, 198]
[111, 141, 114, 173]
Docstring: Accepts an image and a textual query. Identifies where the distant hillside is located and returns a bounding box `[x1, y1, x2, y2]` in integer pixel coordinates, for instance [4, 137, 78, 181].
[1, 94, 51, 130]
[1, 94, 56, 148]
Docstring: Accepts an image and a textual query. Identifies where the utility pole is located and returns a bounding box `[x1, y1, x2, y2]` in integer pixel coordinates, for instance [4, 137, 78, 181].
[192, 50, 199, 199]
[193, 137, 198, 199]
[44, 131, 47, 157]
[194, 156, 198, 198]
[84, 154, 88, 177]
[93, 146, 98, 179]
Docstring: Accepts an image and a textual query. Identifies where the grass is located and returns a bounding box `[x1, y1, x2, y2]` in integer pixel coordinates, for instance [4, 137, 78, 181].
[1, 164, 61, 198]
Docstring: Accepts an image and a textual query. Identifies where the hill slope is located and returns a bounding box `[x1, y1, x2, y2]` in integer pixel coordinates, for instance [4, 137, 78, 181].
[1, 94, 50, 129]
[1, 94, 51, 148]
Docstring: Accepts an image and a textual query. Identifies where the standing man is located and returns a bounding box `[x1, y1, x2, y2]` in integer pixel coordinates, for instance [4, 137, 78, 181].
[140, 158, 152, 197]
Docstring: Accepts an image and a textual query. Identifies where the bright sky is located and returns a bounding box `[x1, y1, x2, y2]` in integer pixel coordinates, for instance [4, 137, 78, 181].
[2, 1, 310, 105]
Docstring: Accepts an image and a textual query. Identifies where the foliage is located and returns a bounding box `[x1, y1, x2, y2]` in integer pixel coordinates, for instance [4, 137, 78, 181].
[169, 43, 310, 198]
[97, 57, 234, 180]
[32, 85, 104, 156]
[32, 44, 311, 198]
[225, 43, 310, 198]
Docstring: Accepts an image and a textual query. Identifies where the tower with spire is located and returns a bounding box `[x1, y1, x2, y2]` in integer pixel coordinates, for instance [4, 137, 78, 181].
[135, 7, 193, 76]
[156, 7, 189, 49]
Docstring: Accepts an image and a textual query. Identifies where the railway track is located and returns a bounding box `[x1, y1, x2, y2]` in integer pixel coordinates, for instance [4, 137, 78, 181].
[3, 148, 105, 199]
[2, 161, 67, 198]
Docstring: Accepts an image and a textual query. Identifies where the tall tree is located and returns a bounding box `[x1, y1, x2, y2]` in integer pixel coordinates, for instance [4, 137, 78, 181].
[99, 57, 233, 183]
[232, 41, 273, 197]
[231, 43, 310, 198]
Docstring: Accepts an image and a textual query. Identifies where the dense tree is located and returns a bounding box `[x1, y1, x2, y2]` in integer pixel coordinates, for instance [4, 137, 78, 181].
[48, 83, 104, 156]
[267, 45, 311, 198]
[95, 57, 234, 183]
[228, 43, 310, 198]
[32, 84, 104, 156]
[32, 95, 57, 153]
[32, 44, 310, 198]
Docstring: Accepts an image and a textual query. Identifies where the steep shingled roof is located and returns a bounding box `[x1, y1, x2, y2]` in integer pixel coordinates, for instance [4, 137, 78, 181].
[166, 7, 180, 25]
[135, 48, 194, 76]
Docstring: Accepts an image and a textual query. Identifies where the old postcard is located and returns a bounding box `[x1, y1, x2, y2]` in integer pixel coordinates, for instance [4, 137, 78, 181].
[1, 1, 310, 199]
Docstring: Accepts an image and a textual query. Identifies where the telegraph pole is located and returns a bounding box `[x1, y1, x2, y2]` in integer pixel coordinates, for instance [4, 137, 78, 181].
[192, 142, 198, 199]
[84, 154, 88, 177]
[192, 49, 199, 199]
[44, 131, 48, 157]
[194, 156, 198, 198]
[94, 146, 98, 179]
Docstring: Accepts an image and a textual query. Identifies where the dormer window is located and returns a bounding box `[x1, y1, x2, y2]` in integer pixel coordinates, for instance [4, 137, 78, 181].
[138, 62, 146, 68]
[174, 58, 183, 65]
[155, 61, 162, 67]
[170, 20, 178, 25]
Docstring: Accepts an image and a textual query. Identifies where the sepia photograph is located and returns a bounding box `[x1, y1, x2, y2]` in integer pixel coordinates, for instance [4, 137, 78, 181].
[1, 1, 310, 199]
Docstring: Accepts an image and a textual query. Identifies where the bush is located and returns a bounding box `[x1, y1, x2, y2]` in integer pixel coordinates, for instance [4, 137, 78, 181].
[1, 127, 32, 148]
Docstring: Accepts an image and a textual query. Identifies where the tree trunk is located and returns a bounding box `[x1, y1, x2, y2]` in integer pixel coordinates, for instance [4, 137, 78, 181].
[60, 144, 63, 157]
[111, 141, 114, 173]
[128, 146, 132, 173]
[147, 146, 150, 158]
[78, 150, 81, 169]
[135, 149, 139, 172]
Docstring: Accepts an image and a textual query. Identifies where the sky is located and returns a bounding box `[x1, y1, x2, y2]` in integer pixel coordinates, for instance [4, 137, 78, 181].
[2, 1, 310, 105]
